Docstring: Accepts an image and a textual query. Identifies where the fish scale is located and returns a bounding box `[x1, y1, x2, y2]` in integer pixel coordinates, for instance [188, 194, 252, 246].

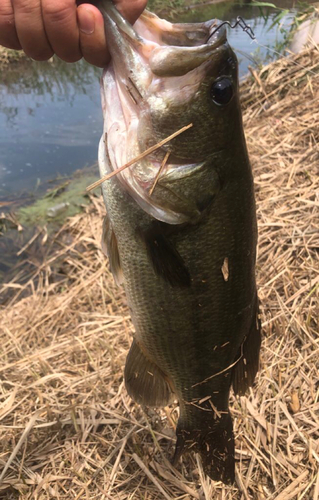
[97, 0, 261, 484]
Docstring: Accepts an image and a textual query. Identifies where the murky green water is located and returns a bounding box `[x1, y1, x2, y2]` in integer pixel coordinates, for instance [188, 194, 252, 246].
[0, 0, 314, 202]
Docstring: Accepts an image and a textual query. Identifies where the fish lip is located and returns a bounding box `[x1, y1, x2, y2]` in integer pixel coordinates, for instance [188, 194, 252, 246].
[100, 2, 228, 84]
[206, 24, 227, 45]
[99, 1, 227, 48]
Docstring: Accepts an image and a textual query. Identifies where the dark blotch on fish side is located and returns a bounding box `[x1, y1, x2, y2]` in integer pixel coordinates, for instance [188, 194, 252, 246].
[140, 223, 191, 287]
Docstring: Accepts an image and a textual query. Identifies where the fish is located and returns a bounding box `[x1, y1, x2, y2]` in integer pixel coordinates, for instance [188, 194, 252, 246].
[97, 0, 261, 485]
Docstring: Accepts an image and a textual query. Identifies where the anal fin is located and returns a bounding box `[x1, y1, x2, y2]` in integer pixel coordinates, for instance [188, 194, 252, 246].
[232, 295, 262, 396]
[124, 340, 174, 407]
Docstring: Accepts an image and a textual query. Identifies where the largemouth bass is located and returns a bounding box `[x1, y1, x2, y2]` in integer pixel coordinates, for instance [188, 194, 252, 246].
[97, 1, 261, 484]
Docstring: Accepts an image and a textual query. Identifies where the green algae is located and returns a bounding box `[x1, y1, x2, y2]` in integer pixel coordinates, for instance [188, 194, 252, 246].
[18, 175, 100, 227]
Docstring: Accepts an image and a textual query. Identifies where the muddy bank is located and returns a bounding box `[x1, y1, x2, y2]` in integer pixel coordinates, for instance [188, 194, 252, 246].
[0, 165, 99, 287]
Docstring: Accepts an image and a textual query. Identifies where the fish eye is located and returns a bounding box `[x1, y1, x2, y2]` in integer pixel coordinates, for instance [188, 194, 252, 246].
[210, 78, 233, 106]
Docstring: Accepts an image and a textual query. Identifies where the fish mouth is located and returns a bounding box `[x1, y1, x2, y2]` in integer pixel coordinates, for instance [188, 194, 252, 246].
[100, 65, 206, 225]
[99, 1, 227, 86]
[99, 1, 227, 224]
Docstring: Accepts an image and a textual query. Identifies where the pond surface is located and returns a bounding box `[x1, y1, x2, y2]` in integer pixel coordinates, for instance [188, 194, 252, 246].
[0, 0, 314, 201]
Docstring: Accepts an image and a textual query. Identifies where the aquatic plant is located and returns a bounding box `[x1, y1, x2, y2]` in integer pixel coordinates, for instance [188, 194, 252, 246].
[252, 1, 318, 57]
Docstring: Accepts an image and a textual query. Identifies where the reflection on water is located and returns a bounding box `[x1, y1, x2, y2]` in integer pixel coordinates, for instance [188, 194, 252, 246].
[1, 57, 101, 99]
[0, 58, 102, 199]
[0, 0, 314, 200]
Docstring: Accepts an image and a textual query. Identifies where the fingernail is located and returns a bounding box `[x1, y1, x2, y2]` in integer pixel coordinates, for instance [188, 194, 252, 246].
[79, 8, 95, 35]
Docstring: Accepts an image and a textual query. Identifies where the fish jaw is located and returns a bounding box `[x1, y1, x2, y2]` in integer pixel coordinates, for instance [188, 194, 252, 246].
[99, 3, 235, 224]
[100, 66, 200, 224]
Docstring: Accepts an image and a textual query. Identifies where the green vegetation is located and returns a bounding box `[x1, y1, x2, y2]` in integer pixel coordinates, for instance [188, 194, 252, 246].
[0, 46, 27, 66]
[252, 1, 319, 55]
[18, 175, 99, 227]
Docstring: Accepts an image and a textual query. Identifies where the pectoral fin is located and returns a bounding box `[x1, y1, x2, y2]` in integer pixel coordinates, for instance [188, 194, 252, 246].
[141, 224, 191, 287]
[232, 295, 262, 396]
[101, 216, 123, 286]
[125, 340, 174, 407]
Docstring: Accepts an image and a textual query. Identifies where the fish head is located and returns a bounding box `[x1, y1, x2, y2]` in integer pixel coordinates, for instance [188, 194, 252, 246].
[99, 2, 244, 224]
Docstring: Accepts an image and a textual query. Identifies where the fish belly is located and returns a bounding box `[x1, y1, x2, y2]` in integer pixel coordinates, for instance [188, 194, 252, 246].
[102, 167, 260, 484]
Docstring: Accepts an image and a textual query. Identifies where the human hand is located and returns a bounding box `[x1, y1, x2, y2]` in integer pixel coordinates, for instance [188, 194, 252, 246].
[0, 0, 148, 67]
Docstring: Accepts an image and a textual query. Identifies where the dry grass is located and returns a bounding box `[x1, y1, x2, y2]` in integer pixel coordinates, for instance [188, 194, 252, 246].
[0, 48, 318, 499]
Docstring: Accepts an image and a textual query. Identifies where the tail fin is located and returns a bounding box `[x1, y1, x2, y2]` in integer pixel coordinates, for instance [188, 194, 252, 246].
[173, 410, 235, 485]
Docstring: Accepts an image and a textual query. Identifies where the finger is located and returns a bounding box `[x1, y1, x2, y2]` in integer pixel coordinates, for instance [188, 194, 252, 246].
[0, 0, 21, 50]
[115, 0, 148, 24]
[78, 0, 148, 68]
[12, 0, 53, 60]
[42, 0, 82, 63]
[78, 4, 109, 67]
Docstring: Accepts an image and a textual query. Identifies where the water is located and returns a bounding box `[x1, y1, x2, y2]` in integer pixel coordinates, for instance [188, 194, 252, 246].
[0, 59, 102, 200]
[0, 0, 313, 201]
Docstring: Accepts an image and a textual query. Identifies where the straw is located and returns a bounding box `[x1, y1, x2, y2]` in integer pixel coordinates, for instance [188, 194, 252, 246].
[0, 47, 318, 499]
[86, 123, 193, 192]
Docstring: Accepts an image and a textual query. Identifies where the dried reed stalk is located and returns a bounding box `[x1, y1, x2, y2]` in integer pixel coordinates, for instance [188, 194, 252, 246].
[149, 151, 170, 196]
[0, 48, 318, 500]
[86, 123, 193, 192]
